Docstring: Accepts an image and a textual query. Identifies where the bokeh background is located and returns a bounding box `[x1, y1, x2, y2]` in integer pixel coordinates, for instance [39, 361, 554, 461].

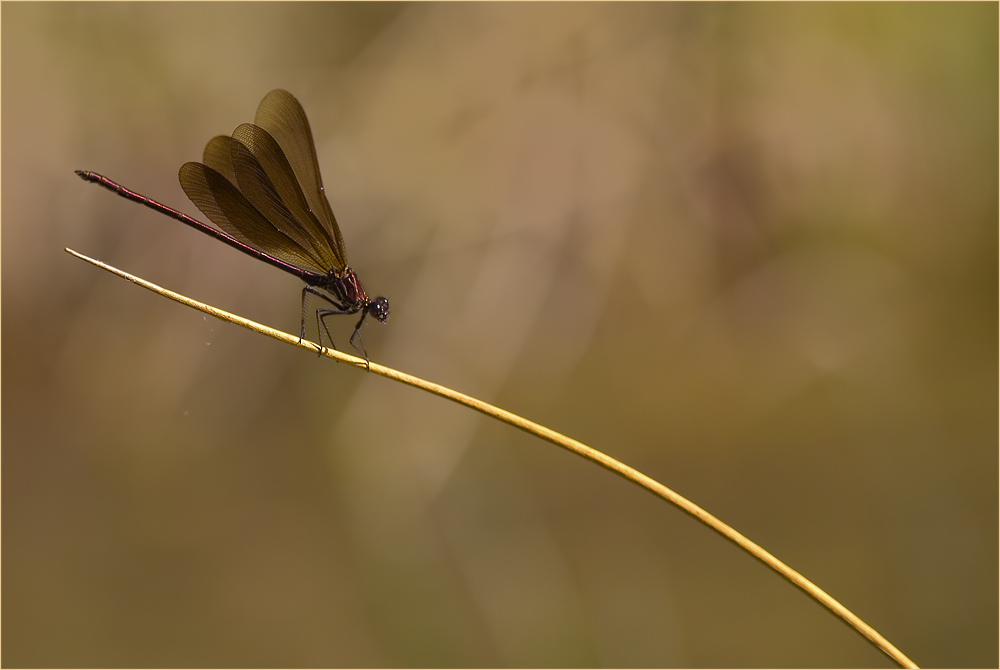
[3, 3, 996, 667]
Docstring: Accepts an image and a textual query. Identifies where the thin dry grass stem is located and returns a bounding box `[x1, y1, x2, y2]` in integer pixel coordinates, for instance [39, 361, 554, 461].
[66, 247, 918, 669]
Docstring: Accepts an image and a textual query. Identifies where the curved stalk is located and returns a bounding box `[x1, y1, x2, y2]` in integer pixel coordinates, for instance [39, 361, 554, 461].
[66, 247, 918, 669]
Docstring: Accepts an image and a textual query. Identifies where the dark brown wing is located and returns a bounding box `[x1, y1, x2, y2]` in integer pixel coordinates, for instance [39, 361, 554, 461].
[231, 123, 342, 270]
[253, 89, 348, 266]
[178, 161, 327, 274]
[224, 133, 335, 269]
[201, 135, 238, 184]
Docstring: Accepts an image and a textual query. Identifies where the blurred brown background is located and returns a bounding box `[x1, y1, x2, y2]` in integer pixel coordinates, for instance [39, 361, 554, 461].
[2, 3, 996, 667]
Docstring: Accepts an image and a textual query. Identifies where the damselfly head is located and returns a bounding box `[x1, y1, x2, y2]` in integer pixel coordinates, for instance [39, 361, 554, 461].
[368, 296, 390, 323]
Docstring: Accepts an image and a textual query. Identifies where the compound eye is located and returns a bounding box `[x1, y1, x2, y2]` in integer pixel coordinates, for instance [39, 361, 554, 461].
[372, 297, 390, 323]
